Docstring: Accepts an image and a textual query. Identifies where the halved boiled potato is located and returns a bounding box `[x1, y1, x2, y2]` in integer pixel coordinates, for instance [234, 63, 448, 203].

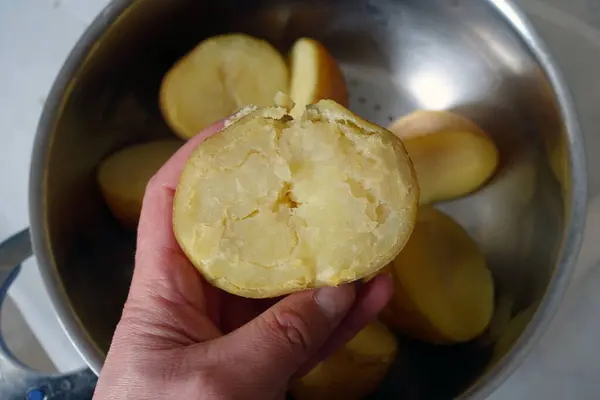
[382, 207, 494, 344]
[291, 320, 398, 400]
[173, 97, 419, 298]
[289, 37, 348, 118]
[160, 33, 288, 139]
[388, 110, 499, 204]
[97, 139, 183, 229]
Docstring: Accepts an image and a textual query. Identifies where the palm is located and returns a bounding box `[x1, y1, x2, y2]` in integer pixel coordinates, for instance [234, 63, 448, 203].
[201, 274, 267, 334]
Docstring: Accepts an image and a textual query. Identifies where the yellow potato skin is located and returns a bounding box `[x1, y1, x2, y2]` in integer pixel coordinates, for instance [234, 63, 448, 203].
[289, 37, 349, 118]
[389, 110, 499, 204]
[173, 99, 419, 298]
[97, 139, 183, 229]
[291, 320, 398, 400]
[545, 127, 569, 194]
[388, 109, 484, 140]
[382, 207, 494, 344]
[490, 303, 537, 367]
[160, 33, 288, 139]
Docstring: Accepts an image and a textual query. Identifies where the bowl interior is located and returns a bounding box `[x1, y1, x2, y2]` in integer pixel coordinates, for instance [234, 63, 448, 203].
[39, 0, 571, 398]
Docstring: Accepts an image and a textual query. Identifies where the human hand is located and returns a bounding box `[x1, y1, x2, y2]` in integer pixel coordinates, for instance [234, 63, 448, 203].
[92, 120, 394, 400]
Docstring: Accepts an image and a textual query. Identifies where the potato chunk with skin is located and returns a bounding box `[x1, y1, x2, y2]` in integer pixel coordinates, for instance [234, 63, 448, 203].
[289, 37, 349, 118]
[382, 207, 494, 344]
[291, 320, 398, 400]
[173, 98, 419, 298]
[97, 139, 183, 229]
[160, 33, 288, 139]
[389, 110, 499, 204]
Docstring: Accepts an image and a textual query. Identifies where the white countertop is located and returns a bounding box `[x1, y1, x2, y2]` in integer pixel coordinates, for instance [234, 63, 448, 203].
[0, 0, 599, 398]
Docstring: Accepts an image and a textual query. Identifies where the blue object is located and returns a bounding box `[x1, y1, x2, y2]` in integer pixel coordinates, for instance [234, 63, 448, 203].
[0, 229, 97, 399]
[27, 389, 45, 400]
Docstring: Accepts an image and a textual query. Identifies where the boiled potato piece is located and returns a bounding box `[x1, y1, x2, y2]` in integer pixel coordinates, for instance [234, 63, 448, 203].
[389, 110, 499, 204]
[173, 96, 419, 298]
[98, 139, 183, 229]
[382, 207, 494, 343]
[291, 320, 398, 400]
[490, 302, 538, 367]
[388, 109, 485, 140]
[545, 127, 569, 192]
[160, 33, 288, 139]
[289, 37, 349, 118]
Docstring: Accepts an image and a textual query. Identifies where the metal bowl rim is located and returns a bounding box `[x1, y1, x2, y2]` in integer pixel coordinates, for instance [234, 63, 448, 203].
[460, 0, 587, 398]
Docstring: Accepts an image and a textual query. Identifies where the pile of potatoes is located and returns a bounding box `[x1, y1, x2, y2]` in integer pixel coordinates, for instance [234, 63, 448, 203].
[96, 33, 500, 400]
[97, 34, 349, 229]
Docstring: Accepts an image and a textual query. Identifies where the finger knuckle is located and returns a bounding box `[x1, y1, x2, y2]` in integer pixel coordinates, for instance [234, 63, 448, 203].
[263, 309, 312, 354]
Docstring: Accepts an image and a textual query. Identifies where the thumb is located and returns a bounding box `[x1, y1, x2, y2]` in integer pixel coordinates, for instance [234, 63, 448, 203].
[215, 285, 355, 390]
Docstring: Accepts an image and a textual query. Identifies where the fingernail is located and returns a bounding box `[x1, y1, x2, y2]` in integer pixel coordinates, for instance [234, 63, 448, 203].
[315, 285, 355, 320]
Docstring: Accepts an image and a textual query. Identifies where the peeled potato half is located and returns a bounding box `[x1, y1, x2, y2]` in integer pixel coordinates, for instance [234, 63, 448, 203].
[173, 98, 419, 298]
[389, 110, 499, 204]
[160, 33, 288, 139]
[388, 109, 485, 140]
[291, 320, 398, 400]
[289, 37, 349, 118]
[98, 139, 183, 229]
[382, 207, 494, 344]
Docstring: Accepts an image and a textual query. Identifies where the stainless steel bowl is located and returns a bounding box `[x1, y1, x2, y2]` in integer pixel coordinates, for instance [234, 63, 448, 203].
[0, 0, 587, 398]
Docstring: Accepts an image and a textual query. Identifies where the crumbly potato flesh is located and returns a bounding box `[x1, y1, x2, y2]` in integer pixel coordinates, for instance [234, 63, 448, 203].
[383, 207, 494, 343]
[173, 99, 418, 298]
[289, 38, 349, 118]
[291, 320, 398, 400]
[160, 34, 288, 139]
[389, 110, 499, 204]
[97, 139, 183, 229]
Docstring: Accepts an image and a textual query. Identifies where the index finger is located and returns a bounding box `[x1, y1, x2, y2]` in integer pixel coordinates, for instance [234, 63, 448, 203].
[135, 120, 225, 277]
[154, 120, 226, 191]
